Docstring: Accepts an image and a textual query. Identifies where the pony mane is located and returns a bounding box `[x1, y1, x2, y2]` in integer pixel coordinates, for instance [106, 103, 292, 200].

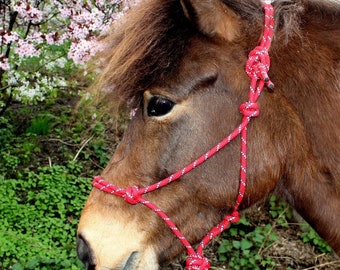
[91, 0, 194, 111]
[90, 0, 339, 112]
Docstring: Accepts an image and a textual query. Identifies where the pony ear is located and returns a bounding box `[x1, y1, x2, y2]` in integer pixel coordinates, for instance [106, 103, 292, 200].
[180, 0, 241, 41]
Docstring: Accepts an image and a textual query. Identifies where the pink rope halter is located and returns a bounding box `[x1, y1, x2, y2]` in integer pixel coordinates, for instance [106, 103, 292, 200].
[92, 3, 274, 269]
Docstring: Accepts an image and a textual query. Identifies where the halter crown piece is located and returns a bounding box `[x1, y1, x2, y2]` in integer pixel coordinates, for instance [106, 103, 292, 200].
[92, 3, 274, 269]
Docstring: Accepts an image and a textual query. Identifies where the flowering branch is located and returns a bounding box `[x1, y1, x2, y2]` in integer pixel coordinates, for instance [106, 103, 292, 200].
[0, 0, 138, 116]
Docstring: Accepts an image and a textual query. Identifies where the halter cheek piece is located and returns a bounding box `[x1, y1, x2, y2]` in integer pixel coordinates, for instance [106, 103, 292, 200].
[92, 3, 274, 269]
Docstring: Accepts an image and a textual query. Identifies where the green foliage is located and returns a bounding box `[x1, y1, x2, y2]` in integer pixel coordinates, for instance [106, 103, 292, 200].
[0, 164, 91, 270]
[300, 223, 332, 253]
[268, 195, 293, 227]
[0, 125, 40, 179]
[0, 95, 119, 269]
[268, 196, 333, 254]
[217, 217, 277, 270]
[26, 113, 55, 135]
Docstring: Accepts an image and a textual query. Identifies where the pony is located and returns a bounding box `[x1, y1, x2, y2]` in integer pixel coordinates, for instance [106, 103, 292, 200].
[76, 0, 340, 269]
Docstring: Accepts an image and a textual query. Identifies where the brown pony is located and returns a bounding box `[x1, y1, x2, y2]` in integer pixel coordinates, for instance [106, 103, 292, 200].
[77, 0, 340, 269]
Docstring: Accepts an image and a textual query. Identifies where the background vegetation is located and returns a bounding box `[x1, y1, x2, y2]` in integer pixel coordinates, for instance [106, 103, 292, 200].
[0, 90, 125, 269]
[1, 1, 339, 270]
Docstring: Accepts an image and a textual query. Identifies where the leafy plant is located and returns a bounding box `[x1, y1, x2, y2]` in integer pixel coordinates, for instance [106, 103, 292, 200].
[300, 223, 332, 253]
[26, 114, 55, 135]
[268, 196, 333, 254]
[217, 217, 277, 270]
[268, 195, 293, 227]
[0, 89, 120, 269]
[0, 164, 92, 270]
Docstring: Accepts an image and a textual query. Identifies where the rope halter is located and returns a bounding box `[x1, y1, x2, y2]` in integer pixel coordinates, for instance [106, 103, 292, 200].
[92, 3, 274, 269]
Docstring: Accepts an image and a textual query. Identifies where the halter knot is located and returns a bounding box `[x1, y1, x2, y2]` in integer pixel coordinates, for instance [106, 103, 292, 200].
[246, 46, 270, 82]
[240, 102, 260, 117]
[123, 186, 142, 205]
[186, 254, 211, 270]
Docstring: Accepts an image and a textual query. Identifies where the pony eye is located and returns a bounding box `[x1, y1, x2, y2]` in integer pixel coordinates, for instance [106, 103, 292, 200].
[147, 96, 175, 117]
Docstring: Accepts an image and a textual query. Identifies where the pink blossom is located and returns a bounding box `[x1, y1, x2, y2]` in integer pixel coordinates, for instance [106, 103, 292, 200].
[68, 39, 101, 63]
[0, 31, 19, 45]
[2, 0, 142, 66]
[130, 108, 138, 119]
[28, 32, 44, 44]
[60, 6, 72, 19]
[14, 40, 40, 58]
[44, 32, 61, 45]
[13, 1, 43, 23]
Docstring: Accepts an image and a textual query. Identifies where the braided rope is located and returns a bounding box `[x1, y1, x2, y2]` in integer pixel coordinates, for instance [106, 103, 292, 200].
[92, 3, 274, 269]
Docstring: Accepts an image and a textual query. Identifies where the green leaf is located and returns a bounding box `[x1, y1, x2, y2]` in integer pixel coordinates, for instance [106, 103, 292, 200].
[232, 240, 241, 249]
[240, 239, 253, 250]
[11, 263, 24, 270]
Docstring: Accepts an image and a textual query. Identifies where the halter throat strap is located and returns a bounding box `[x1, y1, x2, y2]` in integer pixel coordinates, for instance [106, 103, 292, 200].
[92, 3, 274, 269]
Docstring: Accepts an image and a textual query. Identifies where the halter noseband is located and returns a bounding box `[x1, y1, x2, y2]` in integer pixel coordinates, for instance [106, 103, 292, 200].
[92, 3, 274, 269]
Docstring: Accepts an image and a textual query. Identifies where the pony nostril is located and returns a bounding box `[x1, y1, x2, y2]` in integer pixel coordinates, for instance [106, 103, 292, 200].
[122, 251, 139, 270]
[77, 234, 96, 270]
